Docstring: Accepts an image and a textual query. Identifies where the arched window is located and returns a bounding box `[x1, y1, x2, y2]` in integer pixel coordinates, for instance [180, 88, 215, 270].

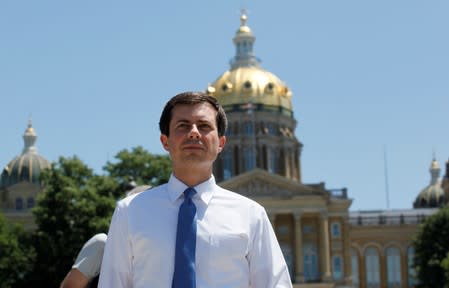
[243, 147, 256, 171]
[15, 197, 23, 210]
[225, 125, 232, 136]
[351, 248, 360, 288]
[267, 122, 276, 135]
[365, 247, 380, 288]
[303, 243, 319, 282]
[386, 247, 401, 287]
[27, 197, 35, 209]
[332, 255, 343, 280]
[244, 121, 253, 135]
[280, 243, 294, 279]
[331, 222, 341, 238]
[407, 246, 417, 286]
[268, 148, 277, 173]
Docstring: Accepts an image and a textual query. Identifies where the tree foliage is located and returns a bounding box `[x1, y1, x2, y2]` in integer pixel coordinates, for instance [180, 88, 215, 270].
[104, 146, 171, 188]
[28, 156, 119, 287]
[0, 213, 35, 288]
[413, 206, 449, 287]
[0, 147, 170, 286]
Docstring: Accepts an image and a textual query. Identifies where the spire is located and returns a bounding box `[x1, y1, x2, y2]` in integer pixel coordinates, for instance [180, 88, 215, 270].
[230, 10, 260, 69]
[429, 157, 440, 185]
[22, 118, 38, 154]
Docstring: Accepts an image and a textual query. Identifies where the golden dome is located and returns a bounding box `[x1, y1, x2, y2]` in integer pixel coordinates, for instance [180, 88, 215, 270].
[208, 66, 292, 111]
[207, 11, 293, 114]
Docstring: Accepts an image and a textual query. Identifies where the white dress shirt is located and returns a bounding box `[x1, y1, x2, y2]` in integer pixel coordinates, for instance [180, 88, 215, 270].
[99, 174, 292, 288]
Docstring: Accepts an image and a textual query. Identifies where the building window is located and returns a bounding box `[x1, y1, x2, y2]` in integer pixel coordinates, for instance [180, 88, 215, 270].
[351, 249, 360, 288]
[407, 246, 417, 286]
[27, 197, 35, 209]
[280, 243, 293, 278]
[332, 255, 343, 280]
[244, 121, 253, 135]
[276, 225, 290, 236]
[267, 122, 276, 135]
[15, 197, 23, 210]
[365, 247, 380, 288]
[386, 247, 401, 288]
[222, 151, 232, 180]
[268, 148, 277, 173]
[225, 125, 232, 136]
[331, 222, 341, 238]
[303, 243, 319, 282]
[303, 225, 314, 234]
[243, 147, 256, 171]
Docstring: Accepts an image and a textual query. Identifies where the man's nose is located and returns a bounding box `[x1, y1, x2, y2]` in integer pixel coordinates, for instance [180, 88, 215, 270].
[188, 125, 200, 139]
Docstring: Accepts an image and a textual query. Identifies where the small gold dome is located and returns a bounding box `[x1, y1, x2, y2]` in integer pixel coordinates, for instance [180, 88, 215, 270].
[237, 13, 251, 34]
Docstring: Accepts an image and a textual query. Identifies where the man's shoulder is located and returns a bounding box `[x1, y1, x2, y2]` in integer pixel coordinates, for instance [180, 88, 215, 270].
[119, 183, 168, 206]
[215, 185, 264, 209]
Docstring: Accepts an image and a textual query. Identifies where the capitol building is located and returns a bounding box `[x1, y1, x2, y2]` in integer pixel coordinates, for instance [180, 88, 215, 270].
[2, 12, 449, 288]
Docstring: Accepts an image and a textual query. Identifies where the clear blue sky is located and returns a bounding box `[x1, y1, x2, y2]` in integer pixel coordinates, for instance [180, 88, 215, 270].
[1, 0, 448, 211]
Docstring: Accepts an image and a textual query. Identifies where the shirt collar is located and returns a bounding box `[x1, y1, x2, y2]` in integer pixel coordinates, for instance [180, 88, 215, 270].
[167, 174, 215, 205]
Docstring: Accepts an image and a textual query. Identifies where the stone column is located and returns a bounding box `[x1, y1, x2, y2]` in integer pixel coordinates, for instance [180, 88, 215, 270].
[319, 212, 332, 281]
[293, 211, 304, 283]
[341, 217, 352, 286]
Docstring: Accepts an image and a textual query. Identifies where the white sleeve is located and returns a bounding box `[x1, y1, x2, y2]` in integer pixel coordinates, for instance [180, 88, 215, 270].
[248, 207, 293, 288]
[98, 201, 133, 288]
[72, 233, 107, 279]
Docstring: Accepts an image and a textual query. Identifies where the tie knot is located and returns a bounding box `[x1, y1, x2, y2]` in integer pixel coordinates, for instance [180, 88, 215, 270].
[184, 187, 196, 200]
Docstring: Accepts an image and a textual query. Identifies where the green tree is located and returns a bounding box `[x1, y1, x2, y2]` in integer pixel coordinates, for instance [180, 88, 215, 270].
[27, 156, 118, 287]
[20, 148, 169, 286]
[0, 213, 35, 288]
[442, 252, 449, 285]
[413, 206, 449, 287]
[104, 146, 171, 188]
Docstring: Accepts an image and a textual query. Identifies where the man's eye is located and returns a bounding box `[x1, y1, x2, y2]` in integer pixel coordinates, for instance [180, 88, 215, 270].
[176, 124, 189, 129]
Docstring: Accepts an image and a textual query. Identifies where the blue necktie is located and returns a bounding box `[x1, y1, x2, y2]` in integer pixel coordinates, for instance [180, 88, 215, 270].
[172, 187, 197, 288]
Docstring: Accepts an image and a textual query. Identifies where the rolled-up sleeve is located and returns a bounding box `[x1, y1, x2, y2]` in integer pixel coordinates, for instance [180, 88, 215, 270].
[98, 201, 132, 288]
[248, 208, 292, 288]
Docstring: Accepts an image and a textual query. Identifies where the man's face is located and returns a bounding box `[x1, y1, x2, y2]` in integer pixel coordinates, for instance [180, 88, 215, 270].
[160, 103, 226, 169]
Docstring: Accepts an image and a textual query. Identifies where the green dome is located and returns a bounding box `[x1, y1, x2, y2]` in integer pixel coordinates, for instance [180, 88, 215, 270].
[0, 120, 50, 187]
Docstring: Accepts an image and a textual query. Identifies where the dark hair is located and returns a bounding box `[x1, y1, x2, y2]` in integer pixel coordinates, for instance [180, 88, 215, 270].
[159, 91, 228, 137]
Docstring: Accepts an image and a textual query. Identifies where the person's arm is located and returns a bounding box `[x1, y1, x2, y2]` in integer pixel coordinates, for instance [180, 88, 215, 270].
[98, 201, 133, 288]
[248, 207, 293, 288]
[60, 268, 89, 288]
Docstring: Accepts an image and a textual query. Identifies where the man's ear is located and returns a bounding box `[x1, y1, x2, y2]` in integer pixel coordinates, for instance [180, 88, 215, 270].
[160, 134, 170, 151]
[217, 136, 226, 153]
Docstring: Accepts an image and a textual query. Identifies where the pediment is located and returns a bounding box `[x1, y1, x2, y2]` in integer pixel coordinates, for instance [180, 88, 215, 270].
[218, 168, 326, 199]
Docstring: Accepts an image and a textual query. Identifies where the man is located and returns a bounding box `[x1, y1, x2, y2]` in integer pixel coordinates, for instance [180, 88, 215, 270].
[99, 92, 292, 287]
[60, 185, 151, 288]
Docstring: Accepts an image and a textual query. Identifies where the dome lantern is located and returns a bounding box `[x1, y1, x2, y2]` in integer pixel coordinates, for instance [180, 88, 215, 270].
[230, 10, 260, 69]
[23, 118, 37, 154]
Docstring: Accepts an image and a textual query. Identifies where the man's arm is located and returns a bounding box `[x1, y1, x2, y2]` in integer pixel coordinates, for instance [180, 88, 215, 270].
[60, 268, 89, 288]
[248, 207, 293, 288]
[98, 201, 133, 287]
